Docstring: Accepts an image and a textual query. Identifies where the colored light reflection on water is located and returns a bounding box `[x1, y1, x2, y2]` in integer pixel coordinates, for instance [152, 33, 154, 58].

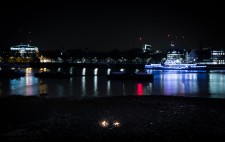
[136, 83, 143, 96]
[1, 68, 225, 98]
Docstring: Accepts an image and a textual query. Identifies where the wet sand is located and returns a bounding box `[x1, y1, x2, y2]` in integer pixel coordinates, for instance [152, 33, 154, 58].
[1, 95, 225, 141]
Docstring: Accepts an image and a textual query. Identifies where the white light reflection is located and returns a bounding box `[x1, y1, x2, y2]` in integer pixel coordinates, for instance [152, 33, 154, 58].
[209, 74, 225, 96]
[107, 68, 111, 75]
[82, 68, 86, 76]
[94, 76, 98, 96]
[81, 76, 86, 97]
[145, 69, 153, 74]
[70, 67, 73, 75]
[94, 68, 98, 76]
[147, 82, 152, 95]
[107, 80, 111, 96]
[161, 72, 199, 96]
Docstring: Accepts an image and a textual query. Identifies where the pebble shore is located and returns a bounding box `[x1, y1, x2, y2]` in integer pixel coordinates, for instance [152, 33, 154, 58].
[1, 95, 225, 141]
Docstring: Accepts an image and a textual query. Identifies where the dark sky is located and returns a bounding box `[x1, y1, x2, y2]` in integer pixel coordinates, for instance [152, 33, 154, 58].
[1, 0, 224, 51]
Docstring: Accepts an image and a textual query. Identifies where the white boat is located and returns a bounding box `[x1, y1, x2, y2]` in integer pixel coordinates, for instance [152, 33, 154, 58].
[145, 64, 207, 70]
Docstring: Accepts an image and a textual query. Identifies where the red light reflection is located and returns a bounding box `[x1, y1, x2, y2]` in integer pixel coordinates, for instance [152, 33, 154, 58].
[136, 83, 143, 96]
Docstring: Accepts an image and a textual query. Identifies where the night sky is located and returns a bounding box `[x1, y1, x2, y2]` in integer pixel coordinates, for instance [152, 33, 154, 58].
[1, 0, 224, 51]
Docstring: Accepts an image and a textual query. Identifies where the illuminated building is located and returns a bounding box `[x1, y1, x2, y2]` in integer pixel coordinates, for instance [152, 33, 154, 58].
[164, 49, 184, 65]
[211, 50, 225, 64]
[10, 44, 39, 58]
[142, 44, 152, 53]
[186, 50, 198, 63]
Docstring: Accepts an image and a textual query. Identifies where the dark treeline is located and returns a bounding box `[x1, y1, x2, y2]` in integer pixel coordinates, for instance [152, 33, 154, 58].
[40, 48, 166, 64]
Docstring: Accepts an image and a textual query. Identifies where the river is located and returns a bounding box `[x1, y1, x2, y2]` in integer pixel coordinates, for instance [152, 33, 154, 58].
[1, 67, 225, 99]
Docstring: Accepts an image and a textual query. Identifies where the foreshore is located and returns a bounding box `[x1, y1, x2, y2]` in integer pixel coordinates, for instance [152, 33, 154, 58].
[1, 95, 225, 141]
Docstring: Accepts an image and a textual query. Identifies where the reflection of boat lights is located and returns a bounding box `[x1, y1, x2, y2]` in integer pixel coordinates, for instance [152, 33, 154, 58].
[99, 120, 109, 128]
[113, 121, 121, 127]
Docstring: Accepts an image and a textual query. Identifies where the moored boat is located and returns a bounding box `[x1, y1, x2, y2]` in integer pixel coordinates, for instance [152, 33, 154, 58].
[145, 64, 207, 70]
[107, 71, 153, 80]
[34, 72, 72, 78]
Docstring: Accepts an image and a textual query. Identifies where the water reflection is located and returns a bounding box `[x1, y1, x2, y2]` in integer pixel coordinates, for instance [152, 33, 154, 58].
[155, 71, 203, 96]
[10, 75, 39, 96]
[1, 68, 225, 98]
[81, 76, 86, 97]
[94, 68, 98, 76]
[25, 67, 32, 74]
[209, 73, 225, 98]
[93, 76, 98, 96]
[107, 81, 110, 96]
[136, 83, 143, 96]
[39, 79, 48, 95]
[70, 67, 73, 75]
[0, 82, 2, 96]
[82, 68, 86, 76]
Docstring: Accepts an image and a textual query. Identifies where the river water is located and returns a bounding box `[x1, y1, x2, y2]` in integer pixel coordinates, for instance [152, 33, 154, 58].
[1, 67, 225, 99]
